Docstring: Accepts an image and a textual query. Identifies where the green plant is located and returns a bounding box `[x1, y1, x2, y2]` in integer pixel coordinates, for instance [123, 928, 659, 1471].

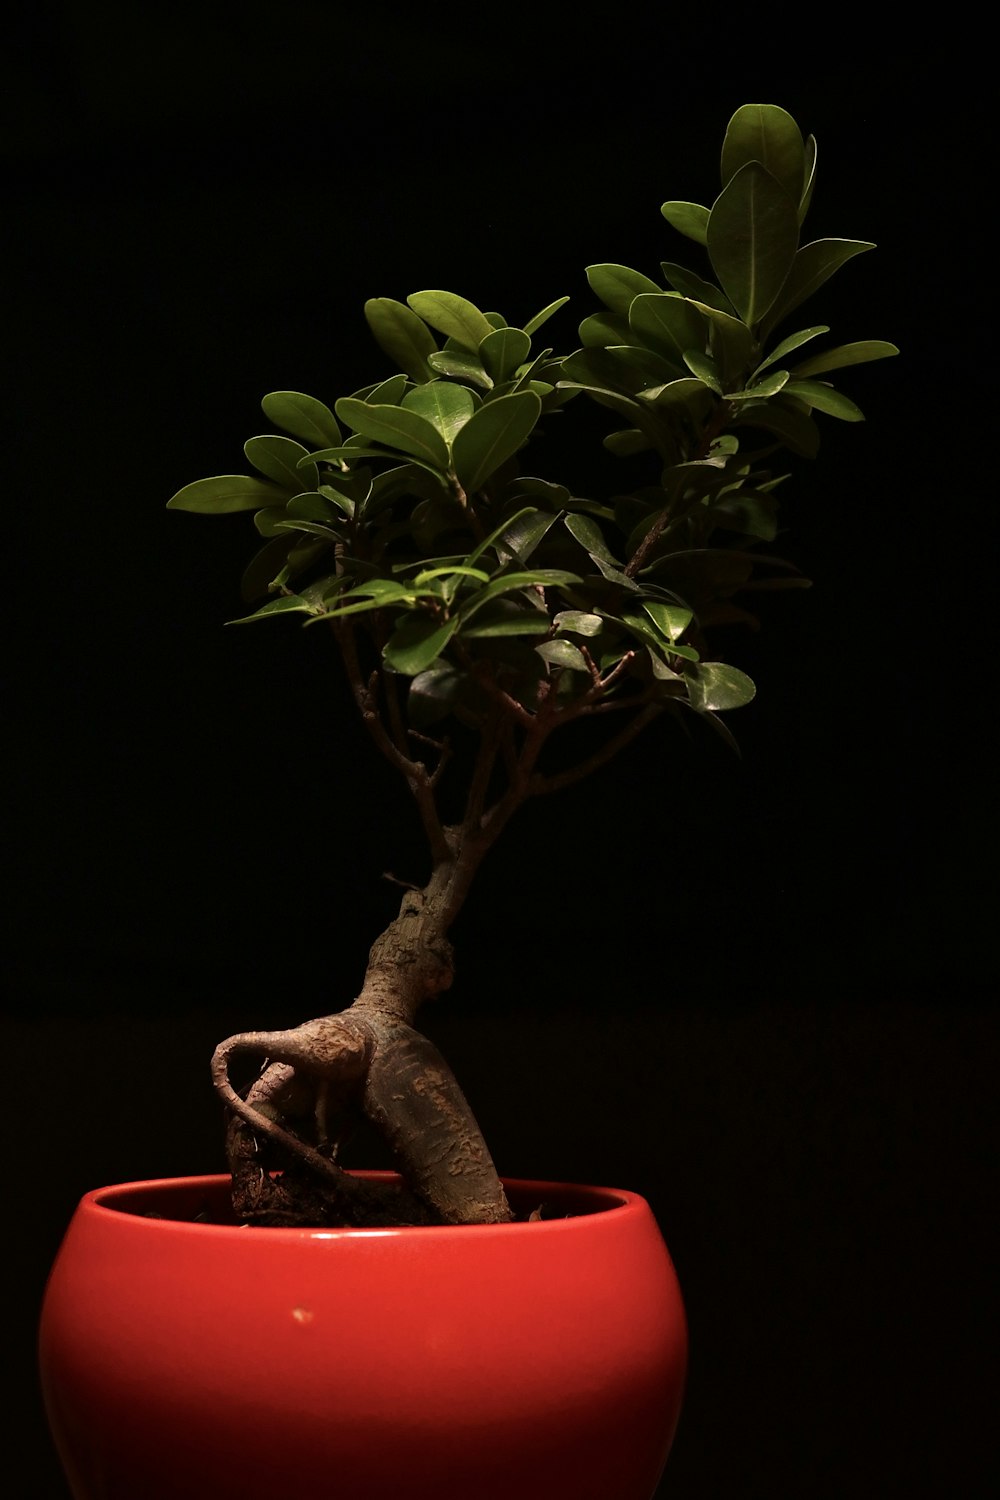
[168, 104, 896, 1228]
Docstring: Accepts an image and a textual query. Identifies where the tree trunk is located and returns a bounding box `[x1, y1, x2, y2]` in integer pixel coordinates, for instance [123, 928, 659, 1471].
[211, 861, 514, 1228]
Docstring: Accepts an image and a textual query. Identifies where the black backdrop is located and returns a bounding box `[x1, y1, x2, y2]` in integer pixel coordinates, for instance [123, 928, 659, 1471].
[6, 11, 993, 1496]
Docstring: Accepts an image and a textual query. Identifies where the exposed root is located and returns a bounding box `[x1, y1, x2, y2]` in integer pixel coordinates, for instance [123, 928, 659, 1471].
[212, 1003, 512, 1229]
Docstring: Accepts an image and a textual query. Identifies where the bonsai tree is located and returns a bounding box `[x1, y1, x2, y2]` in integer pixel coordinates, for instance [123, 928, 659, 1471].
[168, 104, 896, 1230]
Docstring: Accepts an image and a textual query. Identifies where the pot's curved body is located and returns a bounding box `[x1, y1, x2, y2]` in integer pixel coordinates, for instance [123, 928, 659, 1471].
[39, 1172, 687, 1499]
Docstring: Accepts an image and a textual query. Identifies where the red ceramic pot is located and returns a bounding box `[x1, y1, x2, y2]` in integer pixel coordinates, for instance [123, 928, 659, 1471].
[39, 1172, 687, 1499]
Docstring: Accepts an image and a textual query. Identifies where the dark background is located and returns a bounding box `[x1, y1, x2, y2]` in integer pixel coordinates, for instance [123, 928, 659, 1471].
[6, 9, 993, 1496]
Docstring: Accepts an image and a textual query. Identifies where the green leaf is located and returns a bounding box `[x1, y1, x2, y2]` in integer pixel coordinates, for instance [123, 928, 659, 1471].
[554, 610, 603, 637]
[642, 601, 693, 641]
[659, 262, 735, 315]
[564, 513, 640, 589]
[707, 162, 800, 326]
[346, 577, 425, 604]
[302, 444, 386, 465]
[464, 505, 538, 568]
[753, 325, 829, 377]
[167, 474, 280, 514]
[479, 326, 532, 383]
[647, 651, 683, 684]
[335, 398, 450, 470]
[316, 482, 358, 519]
[603, 429, 653, 457]
[629, 293, 707, 364]
[619, 610, 691, 656]
[567, 342, 681, 395]
[639, 376, 710, 409]
[383, 613, 460, 675]
[686, 300, 756, 386]
[506, 477, 572, 508]
[245, 435, 319, 491]
[426, 349, 493, 389]
[288, 491, 344, 522]
[799, 133, 818, 224]
[564, 513, 620, 567]
[536, 639, 589, 672]
[780, 380, 865, 420]
[660, 201, 710, 245]
[228, 594, 322, 625]
[721, 103, 805, 203]
[413, 564, 490, 604]
[452, 391, 542, 494]
[727, 369, 790, 401]
[586, 263, 662, 315]
[497, 508, 560, 565]
[709, 490, 778, 541]
[364, 297, 438, 381]
[686, 661, 756, 711]
[791, 340, 899, 378]
[261, 392, 342, 449]
[407, 663, 466, 726]
[402, 382, 475, 447]
[523, 296, 569, 336]
[364, 464, 442, 518]
[459, 568, 581, 621]
[320, 579, 422, 615]
[579, 311, 632, 348]
[683, 350, 722, 394]
[762, 239, 874, 333]
[367, 373, 408, 405]
[254, 505, 290, 537]
[240, 535, 295, 600]
[407, 291, 494, 353]
[274, 518, 342, 542]
[459, 604, 550, 639]
[506, 347, 557, 390]
[732, 401, 820, 458]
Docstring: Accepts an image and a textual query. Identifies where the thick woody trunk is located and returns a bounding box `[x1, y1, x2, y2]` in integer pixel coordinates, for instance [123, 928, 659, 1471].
[210, 634, 639, 1228]
[211, 855, 514, 1228]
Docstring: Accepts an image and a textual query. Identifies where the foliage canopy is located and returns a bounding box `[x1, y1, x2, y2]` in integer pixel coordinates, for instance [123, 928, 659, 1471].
[169, 104, 896, 766]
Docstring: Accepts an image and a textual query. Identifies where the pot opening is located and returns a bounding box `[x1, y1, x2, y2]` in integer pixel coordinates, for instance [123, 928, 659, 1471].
[92, 1173, 634, 1226]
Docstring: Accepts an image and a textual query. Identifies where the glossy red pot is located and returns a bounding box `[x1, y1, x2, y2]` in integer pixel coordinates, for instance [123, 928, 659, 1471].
[39, 1172, 687, 1499]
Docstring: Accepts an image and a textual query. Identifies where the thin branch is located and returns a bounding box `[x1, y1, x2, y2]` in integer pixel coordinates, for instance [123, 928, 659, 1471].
[579, 643, 603, 690]
[335, 620, 418, 777]
[499, 716, 519, 785]
[400, 727, 453, 788]
[586, 695, 659, 716]
[527, 703, 664, 796]
[465, 657, 535, 728]
[464, 702, 504, 831]
[333, 619, 451, 865]
[593, 649, 637, 697]
[624, 402, 736, 578]
[383, 665, 413, 760]
[475, 705, 553, 847]
[578, 685, 666, 717]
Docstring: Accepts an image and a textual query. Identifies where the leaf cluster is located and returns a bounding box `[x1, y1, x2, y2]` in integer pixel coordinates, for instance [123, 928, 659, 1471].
[168, 105, 896, 797]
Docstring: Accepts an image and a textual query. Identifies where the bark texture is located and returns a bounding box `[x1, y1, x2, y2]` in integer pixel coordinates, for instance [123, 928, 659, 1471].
[212, 882, 513, 1228]
[210, 611, 666, 1227]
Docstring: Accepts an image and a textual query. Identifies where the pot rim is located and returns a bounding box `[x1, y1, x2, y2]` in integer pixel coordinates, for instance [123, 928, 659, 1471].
[76, 1171, 650, 1240]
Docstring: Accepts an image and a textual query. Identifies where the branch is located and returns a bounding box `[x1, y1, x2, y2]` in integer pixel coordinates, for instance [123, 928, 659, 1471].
[499, 716, 519, 784]
[475, 696, 555, 846]
[624, 400, 736, 578]
[333, 619, 451, 865]
[463, 702, 504, 831]
[527, 702, 664, 796]
[383, 664, 413, 760]
[465, 656, 535, 728]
